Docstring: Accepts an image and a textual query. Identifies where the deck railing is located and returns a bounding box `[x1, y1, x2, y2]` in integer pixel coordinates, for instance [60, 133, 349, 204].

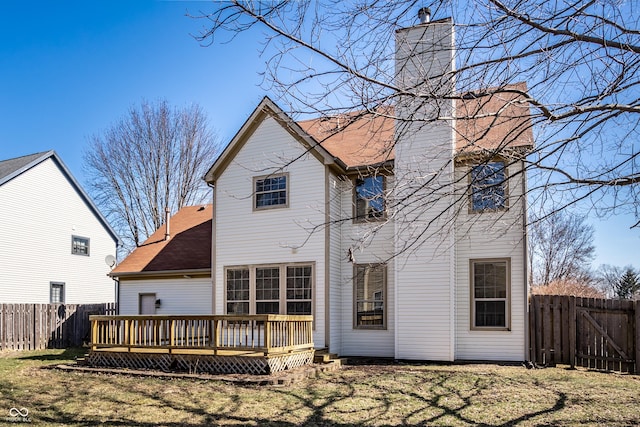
[89, 314, 314, 355]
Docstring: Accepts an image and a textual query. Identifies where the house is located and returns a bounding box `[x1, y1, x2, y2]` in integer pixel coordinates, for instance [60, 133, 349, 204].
[110, 205, 212, 315]
[0, 150, 119, 304]
[203, 16, 533, 362]
[114, 14, 533, 362]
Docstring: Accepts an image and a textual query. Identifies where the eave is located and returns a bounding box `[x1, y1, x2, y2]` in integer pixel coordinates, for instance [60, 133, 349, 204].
[109, 268, 211, 280]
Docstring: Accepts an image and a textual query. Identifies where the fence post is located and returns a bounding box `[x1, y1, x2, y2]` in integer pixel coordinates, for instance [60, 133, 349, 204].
[635, 300, 640, 375]
[569, 296, 576, 369]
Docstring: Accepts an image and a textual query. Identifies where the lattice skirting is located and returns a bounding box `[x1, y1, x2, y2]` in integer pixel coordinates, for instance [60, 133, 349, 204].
[86, 350, 315, 375]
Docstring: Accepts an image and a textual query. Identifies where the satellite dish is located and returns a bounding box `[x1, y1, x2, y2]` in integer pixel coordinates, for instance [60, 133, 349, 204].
[105, 255, 117, 269]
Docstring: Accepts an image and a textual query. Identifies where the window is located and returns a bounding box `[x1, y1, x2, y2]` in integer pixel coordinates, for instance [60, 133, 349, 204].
[256, 267, 280, 314]
[225, 264, 313, 315]
[71, 235, 90, 256]
[226, 268, 250, 314]
[470, 162, 507, 212]
[354, 263, 386, 329]
[50, 282, 65, 304]
[354, 175, 385, 220]
[254, 173, 288, 210]
[286, 265, 313, 314]
[471, 259, 510, 330]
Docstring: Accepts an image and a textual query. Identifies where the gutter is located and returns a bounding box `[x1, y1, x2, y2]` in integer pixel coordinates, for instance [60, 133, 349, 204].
[109, 268, 211, 280]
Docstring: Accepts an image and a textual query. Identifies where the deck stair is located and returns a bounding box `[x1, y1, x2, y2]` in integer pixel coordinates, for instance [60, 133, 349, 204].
[314, 348, 346, 366]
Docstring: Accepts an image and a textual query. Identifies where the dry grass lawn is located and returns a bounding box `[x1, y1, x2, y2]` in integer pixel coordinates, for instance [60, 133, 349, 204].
[0, 348, 639, 426]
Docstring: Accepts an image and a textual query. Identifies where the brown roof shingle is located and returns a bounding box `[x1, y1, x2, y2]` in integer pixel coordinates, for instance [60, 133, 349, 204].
[298, 110, 395, 169]
[455, 82, 534, 156]
[110, 205, 212, 276]
[298, 83, 533, 168]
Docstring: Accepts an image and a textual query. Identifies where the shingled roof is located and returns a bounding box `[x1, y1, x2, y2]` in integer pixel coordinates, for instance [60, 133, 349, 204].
[110, 205, 212, 277]
[298, 109, 395, 169]
[0, 150, 120, 244]
[0, 151, 51, 185]
[298, 83, 533, 168]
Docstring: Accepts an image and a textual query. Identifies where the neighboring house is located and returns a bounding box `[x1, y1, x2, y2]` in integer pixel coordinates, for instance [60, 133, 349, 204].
[120, 16, 534, 361]
[110, 205, 212, 315]
[0, 150, 119, 304]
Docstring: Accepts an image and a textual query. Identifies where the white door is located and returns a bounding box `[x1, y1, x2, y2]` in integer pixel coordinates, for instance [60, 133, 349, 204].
[139, 293, 156, 314]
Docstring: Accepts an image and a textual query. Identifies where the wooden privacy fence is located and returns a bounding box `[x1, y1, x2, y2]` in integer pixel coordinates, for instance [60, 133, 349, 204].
[529, 295, 640, 374]
[0, 303, 117, 351]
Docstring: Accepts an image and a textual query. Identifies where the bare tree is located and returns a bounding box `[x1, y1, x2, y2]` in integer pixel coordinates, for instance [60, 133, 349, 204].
[529, 211, 595, 286]
[192, 0, 640, 238]
[530, 278, 604, 298]
[84, 99, 219, 252]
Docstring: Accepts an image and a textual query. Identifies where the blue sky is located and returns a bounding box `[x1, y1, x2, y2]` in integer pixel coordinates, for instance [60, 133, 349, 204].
[0, 1, 637, 269]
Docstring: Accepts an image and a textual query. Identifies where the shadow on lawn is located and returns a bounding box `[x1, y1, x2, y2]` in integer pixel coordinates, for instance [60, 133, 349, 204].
[271, 368, 567, 427]
[27, 364, 574, 426]
[18, 347, 85, 362]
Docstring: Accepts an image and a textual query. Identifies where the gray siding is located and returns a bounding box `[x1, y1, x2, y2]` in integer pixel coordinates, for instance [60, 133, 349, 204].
[119, 277, 213, 315]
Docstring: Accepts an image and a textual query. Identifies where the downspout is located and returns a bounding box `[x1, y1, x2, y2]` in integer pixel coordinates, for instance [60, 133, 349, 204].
[208, 181, 216, 314]
[522, 159, 530, 361]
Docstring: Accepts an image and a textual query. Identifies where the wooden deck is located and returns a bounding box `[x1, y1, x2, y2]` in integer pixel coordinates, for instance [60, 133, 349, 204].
[88, 314, 314, 374]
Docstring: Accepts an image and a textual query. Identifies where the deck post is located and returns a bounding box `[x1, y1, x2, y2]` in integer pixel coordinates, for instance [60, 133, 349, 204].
[129, 319, 135, 351]
[288, 321, 294, 351]
[90, 317, 97, 351]
[124, 319, 130, 349]
[265, 318, 272, 356]
[213, 319, 219, 355]
[170, 319, 175, 347]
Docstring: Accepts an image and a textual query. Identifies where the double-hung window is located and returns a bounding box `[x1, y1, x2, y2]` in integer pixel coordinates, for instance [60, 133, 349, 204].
[254, 173, 288, 210]
[225, 264, 313, 315]
[286, 266, 313, 314]
[71, 235, 90, 256]
[354, 263, 386, 329]
[226, 268, 250, 314]
[470, 161, 507, 212]
[50, 282, 65, 304]
[354, 175, 385, 221]
[471, 259, 510, 330]
[256, 267, 280, 314]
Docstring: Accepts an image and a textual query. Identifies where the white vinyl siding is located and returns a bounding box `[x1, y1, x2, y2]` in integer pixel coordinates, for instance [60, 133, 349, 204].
[394, 22, 456, 361]
[0, 158, 117, 303]
[454, 161, 528, 361]
[119, 277, 213, 315]
[340, 176, 395, 357]
[327, 172, 344, 354]
[214, 116, 327, 347]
